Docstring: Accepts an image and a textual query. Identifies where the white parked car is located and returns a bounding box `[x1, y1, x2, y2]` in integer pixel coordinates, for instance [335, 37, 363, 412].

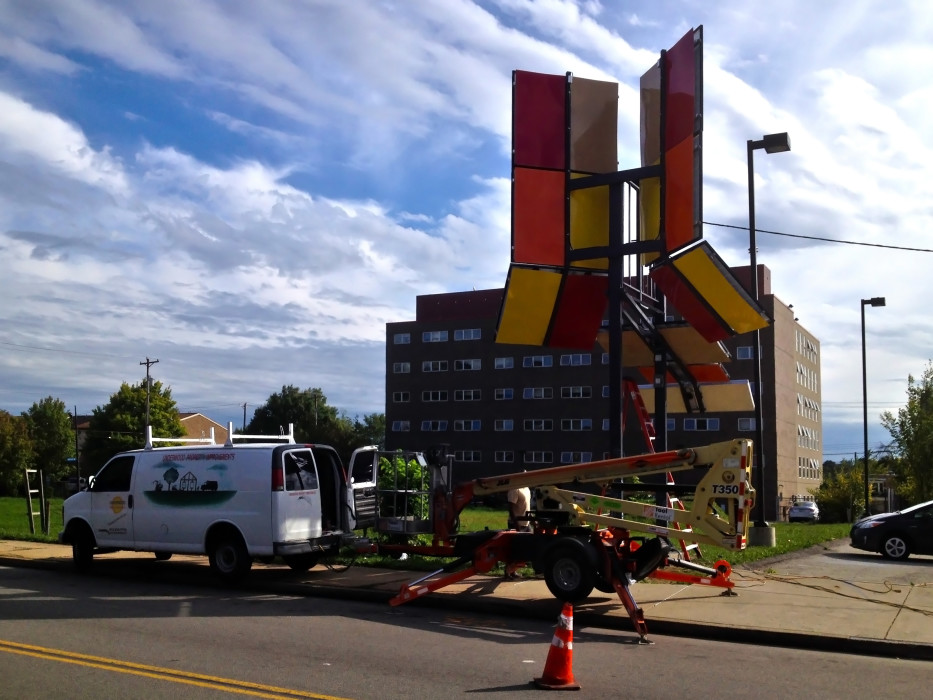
[788, 500, 819, 523]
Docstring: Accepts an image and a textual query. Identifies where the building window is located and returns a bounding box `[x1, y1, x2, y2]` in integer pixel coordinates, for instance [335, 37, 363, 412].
[392, 391, 410, 403]
[797, 425, 820, 450]
[684, 418, 720, 431]
[454, 328, 482, 341]
[523, 355, 553, 368]
[524, 451, 552, 464]
[454, 358, 482, 371]
[560, 451, 593, 463]
[495, 388, 514, 400]
[391, 421, 410, 432]
[422, 390, 448, 402]
[561, 418, 593, 431]
[454, 419, 481, 432]
[422, 330, 448, 343]
[560, 353, 591, 366]
[601, 385, 610, 398]
[522, 387, 553, 400]
[495, 356, 514, 369]
[393, 333, 410, 344]
[523, 418, 553, 431]
[736, 346, 753, 360]
[666, 418, 675, 432]
[494, 419, 514, 432]
[454, 389, 481, 401]
[455, 450, 481, 462]
[602, 418, 610, 431]
[495, 451, 514, 463]
[738, 417, 756, 431]
[393, 362, 410, 374]
[421, 420, 448, 432]
[561, 386, 592, 399]
[422, 360, 448, 372]
[602, 352, 610, 365]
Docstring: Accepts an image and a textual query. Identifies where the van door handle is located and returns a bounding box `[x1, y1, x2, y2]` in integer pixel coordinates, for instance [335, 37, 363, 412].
[128, 494, 133, 508]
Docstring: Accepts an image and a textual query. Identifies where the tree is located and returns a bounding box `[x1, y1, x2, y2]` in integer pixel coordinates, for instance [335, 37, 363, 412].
[246, 386, 385, 463]
[22, 396, 75, 483]
[881, 362, 933, 503]
[81, 379, 185, 474]
[247, 385, 338, 443]
[353, 413, 386, 448]
[0, 410, 34, 496]
[814, 458, 867, 522]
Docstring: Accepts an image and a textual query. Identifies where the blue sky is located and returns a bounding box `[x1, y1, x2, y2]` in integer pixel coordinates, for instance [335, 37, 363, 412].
[1, 0, 931, 459]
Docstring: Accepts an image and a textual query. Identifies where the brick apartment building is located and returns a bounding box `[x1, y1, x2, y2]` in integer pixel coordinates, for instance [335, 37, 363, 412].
[385, 265, 822, 521]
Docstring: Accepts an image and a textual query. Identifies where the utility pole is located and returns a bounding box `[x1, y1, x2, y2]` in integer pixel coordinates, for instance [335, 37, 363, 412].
[73, 405, 80, 482]
[140, 357, 159, 437]
[242, 403, 247, 432]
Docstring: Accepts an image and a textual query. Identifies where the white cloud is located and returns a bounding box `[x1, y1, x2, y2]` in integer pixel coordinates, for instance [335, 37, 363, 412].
[0, 0, 930, 457]
[0, 91, 128, 194]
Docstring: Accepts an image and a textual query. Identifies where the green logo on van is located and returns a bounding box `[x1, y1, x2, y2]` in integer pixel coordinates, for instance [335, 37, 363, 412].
[144, 462, 236, 506]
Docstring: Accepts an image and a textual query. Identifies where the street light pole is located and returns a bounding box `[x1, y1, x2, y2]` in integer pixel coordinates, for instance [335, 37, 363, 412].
[746, 133, 790, 541]
[861, 296, 885, 518]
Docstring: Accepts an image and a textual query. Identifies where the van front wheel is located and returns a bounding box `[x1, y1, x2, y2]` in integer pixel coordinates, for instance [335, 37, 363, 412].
[70, 524, 95, 572]
[208, 534, 252, 581]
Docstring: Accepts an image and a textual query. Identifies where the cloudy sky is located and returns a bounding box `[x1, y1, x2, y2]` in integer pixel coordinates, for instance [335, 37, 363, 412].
[0, 0, 929, 458]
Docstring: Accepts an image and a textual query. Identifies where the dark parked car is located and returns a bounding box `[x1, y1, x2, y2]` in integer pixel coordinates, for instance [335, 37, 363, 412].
[850, 499, 933, 560]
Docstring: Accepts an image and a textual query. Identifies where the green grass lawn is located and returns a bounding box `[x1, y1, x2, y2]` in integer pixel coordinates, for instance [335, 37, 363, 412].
[0, 497, 851, 571]
[0, 496, 65, 542]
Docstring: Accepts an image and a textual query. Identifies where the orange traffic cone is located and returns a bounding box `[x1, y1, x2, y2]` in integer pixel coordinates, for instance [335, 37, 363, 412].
[533, 602, 581, 690]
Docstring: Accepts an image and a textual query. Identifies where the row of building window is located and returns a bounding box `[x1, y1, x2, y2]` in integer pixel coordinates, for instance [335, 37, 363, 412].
[448, 450, 596, 464]
[797, 456, 822, 480]
[417, 359, 483, 372]
[392, 353, 602, 374]
[395, 338, 761, 365]
[795, 330, 819, 363]
[389, 417, 754, 433]
[394, 329, 486, 344]
[797, 393, 821, 421]
[797, 424, 820, 450]
[796, 361, 818, 392]
[392, 386, 600, 403]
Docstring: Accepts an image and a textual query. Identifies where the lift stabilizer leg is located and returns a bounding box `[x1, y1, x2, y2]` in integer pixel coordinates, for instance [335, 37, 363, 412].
[611, 578, 651, 643]
[389, 532, 520, 606]
[390, 564, 480, 606]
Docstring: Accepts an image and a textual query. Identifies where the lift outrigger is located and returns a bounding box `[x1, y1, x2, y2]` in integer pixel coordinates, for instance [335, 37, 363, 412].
[356, 437, 754, 641]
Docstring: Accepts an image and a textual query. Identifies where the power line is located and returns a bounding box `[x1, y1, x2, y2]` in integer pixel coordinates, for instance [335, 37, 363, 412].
[0, 341, 131, 359]
[703, 221, 933, 253]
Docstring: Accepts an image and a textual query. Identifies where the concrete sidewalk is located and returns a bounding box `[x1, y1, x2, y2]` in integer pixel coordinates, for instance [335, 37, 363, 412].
[2, 538, 932, 660]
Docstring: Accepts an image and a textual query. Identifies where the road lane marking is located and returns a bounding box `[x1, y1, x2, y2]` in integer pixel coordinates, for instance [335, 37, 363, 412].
[0, 639, 351, 700]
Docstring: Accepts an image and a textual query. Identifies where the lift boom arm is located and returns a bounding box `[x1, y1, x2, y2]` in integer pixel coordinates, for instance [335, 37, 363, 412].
[432, 439, 754, 548]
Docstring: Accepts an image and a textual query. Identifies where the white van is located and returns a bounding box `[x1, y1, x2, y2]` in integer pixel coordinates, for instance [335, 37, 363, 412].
[59, 425, 377, 580]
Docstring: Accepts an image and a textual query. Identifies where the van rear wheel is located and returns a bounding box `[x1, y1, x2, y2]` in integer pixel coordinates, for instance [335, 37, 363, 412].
[208, 533, 252, 581]
[283, 553, 320, 572]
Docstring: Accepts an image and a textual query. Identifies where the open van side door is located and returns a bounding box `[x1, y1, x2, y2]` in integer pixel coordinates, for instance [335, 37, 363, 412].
[347, 446, 379, 531]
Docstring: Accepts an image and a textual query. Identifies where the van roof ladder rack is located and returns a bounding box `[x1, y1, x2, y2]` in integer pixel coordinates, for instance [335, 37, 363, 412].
[224, 422, 296, 446]
[145, 426, 216, 450]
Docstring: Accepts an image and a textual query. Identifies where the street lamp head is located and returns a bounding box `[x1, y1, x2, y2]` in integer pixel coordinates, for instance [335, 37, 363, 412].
[862, 297, 886, 308]
[761, 132, 791, 154]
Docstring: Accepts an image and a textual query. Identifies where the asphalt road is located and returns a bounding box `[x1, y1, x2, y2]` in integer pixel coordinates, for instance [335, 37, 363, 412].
[2, 564, 932, 699]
